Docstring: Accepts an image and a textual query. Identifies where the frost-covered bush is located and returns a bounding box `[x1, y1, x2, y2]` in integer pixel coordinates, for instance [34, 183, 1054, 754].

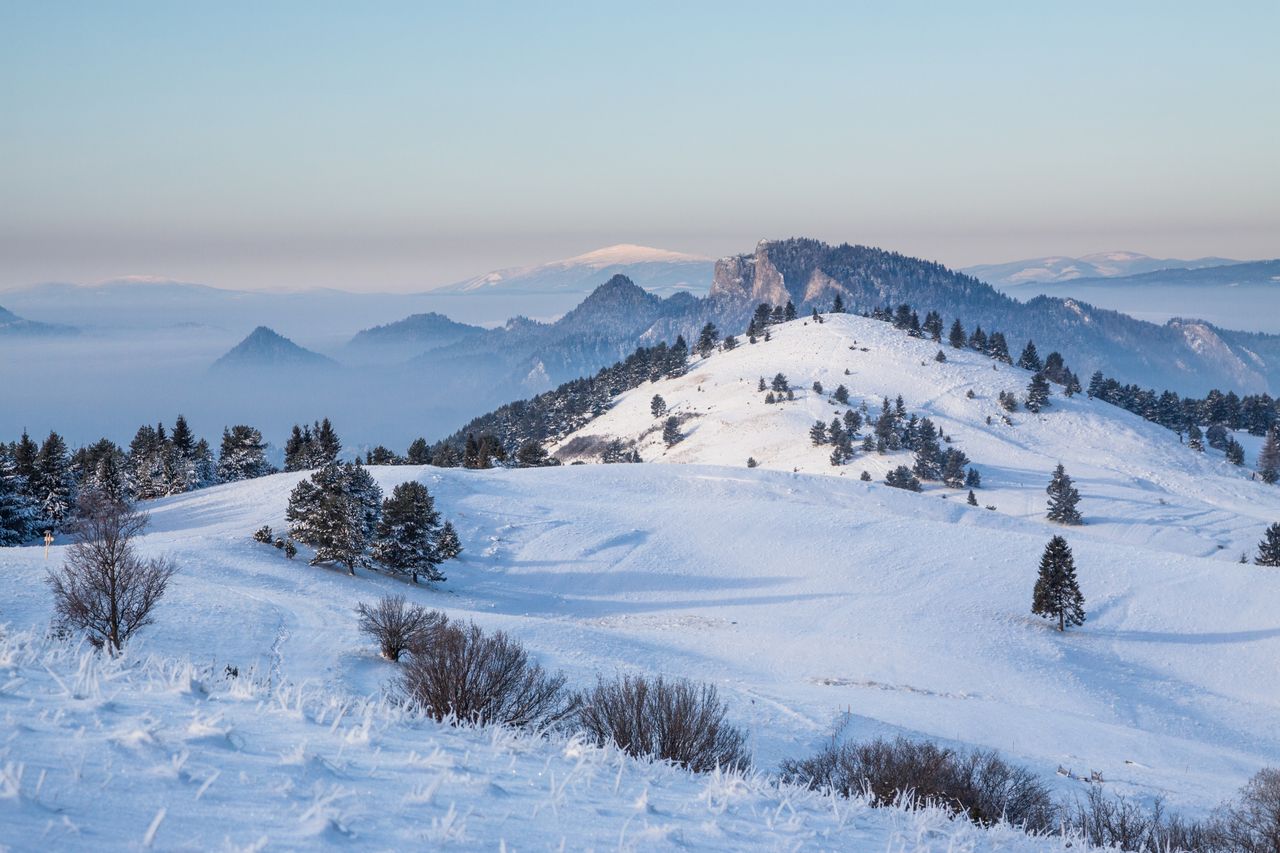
[400, 615, 569, 730]
[356, 595, 443, 662]
[253, 525, 273, 543]
[573, 674, 750, 773]
[781, 736, 1054, 833]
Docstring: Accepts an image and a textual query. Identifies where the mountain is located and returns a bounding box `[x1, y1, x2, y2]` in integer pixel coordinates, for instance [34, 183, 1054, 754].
[691, 238, 1280, 395]
[345, 311, 485, 363]
[0, 303, 77, 336]
[963, 251, 1239, 287]
[991, 260, 1280, 334]
[432, 243, 714, 297]
[211, 326, 337, 370]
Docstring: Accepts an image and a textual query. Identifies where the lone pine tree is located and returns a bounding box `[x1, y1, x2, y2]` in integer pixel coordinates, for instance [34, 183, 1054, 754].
[662, 416, 682, 447]
[1256, 522, 1280, 567]
[1046, 463, 1083, 525]
[1259, 428, 1280, 484]
[1025, 373, 1051, 413]
[1032, 535, 1085, 631]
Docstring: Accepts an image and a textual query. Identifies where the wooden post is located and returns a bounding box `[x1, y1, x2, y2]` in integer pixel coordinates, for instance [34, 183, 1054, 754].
[43, 530, 53, 560]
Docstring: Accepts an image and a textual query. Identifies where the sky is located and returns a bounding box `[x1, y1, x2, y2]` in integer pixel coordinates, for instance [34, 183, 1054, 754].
[1, 1, 1277, 293]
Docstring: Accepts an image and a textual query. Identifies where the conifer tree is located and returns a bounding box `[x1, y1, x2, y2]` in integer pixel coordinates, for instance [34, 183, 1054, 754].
[662, 416, 682, 447]
[1017, 341, 1043, 372]
[217, 425, 271, 482]
[515, 440, 552, 468]
[948, 319, 966, 348]
[885, 465, 922, 492]
[286, 462, 382, 575]
[722, 334, 738, 350]
[406, 437, 431, 465]
[833, 384, 849, 405]
[1259, 428, 1280, 484]
[1032, 536, 1085, 631]
[283, 424, 313, 472]
[1045, 463, 1083, 525]
[1256, 523, 1280, 567]
[371, 481, 446, 584]
[1187, 423, 1205, 452]
[36, 431, 74, 527]
[987, 332, 1012, 364]
[967, 489, 978, 506]
[1225, 437, 1246, 466]
[0, 448, 39, 545]
[771, 373, 789, 393]
[912, 419, 942, 480]
[436, 521, 463, 560]
[1026, 373, 1051, 413]
[784, 300, 797, 321]
[809, 421, 828, 446]
[757, 376, 767, 392]
[831, 293, 845, 313]
[667, 335, 689, 376]
[965, 467, 981, 488]
[923, 310, 943, 342]
[941, 448, 968, 488]
[968, 326, 987, 352]
[696, 322, 719, 358]
[651, 394, 667, 418]
[312, 418, 342, 466]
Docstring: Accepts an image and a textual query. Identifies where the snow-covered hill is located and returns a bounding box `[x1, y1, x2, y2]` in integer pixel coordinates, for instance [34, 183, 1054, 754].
[964, 252, 1238, 287]
[553, 313, 1280, 562]
[4, 315, 1280, 847]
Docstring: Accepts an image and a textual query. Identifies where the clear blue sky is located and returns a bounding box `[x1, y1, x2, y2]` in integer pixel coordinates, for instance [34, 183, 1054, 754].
[2, 1, 1276, 291]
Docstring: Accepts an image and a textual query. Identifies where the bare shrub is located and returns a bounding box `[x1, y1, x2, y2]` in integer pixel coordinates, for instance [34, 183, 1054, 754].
[356, 595, 443, 661]
[1216, 768, 1280, 852]
[46, 492, 175, 652]
[400, 616, 569, 730]
[1064, 786, 1221, 852]
[780, 736, 1053, 832]
[573, 674, 750, 772]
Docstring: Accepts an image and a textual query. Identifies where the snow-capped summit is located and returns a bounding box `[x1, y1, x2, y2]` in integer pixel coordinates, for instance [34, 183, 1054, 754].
[964, 252, 1238, 287]
[434, 244, 714, 297]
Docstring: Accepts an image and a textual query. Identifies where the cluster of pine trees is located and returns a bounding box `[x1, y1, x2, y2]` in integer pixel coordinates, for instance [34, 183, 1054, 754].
[284, 463, 461, 583]
[437, 336, 691, 463]
[1, 417, 278, 545]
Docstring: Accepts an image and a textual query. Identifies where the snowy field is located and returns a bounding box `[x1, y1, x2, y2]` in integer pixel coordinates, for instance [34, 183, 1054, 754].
[2, 314, 1280, 849]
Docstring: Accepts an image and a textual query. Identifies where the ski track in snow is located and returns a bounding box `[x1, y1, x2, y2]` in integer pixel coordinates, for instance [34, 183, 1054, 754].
[2, 313, 1280, 847]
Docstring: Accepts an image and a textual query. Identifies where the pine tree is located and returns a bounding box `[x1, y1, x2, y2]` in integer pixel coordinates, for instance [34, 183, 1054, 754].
[965, 467, 981, 488]
[771, 373, 789, 393]
[1026, 373, 1051, 413]
[651, 395, 667, 418]
[1032, 535, 1086, 631]
[662, 416, 682, 447]
[722, 334, 738, 350]
[515, 440, 551, 467]
[967, 489, 978, 506]
[1256, 523, 1280, 567]
[885, 465, 922, 492]
[1018, 341, 1043, 372]
[1029, 535, 1090, 627]
[1259, 428, 1280, 484]
[407, 437, 431, 465]
[784, 300, 797, 321]
[1225, 437, 1246, 466]
[831, 293, 845, 313]
[948, 319, 966, 348]
[1187, 423, 1205, 453]
[371, 481, 446, 584]
[809, 421, 828, 446]
[667, 335, 689, 376]
[697, 322, 719, 358]
[987, 332, 1012, 364]
[1045, 463, 1083, 525]
[0, 448, 39, 545]
[436, 521, 463, 560]
[283, 424, 313, 472]
[934, 350, 946, 363]
[35, 431, 74, 527]
[128, 425, 167, 500]
[217, 425, 271, 482]
[833, 384, 849, 405]
[312, 418, 342, 466]
[912, 419, 942, 480]
[286, 462, 382, 575]
[941, 448, 968, 488]
[757, 376, 767, 392]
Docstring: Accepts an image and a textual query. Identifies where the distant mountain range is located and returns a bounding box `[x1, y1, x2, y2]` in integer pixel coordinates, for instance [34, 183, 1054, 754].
[0, 303, 76, 337]
[431, 244, 713, 297]
[985, 259, 1280, 333]
[963, 251, 1239, 287]
[212, 326, 335, 371]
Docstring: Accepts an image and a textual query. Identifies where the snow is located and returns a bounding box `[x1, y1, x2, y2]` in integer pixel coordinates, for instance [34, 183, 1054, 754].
[3, 313, 1279, 846]
[564, 244, 711, 267]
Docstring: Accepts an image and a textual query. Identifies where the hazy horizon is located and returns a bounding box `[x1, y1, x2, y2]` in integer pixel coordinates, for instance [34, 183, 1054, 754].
[3, 2, 1277, 293]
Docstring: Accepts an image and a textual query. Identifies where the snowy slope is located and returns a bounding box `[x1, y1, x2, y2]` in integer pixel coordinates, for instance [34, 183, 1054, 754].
[1, 459, 1278, 842]
[552, 313, 1280, 562]
[434, 244, 713, 297]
